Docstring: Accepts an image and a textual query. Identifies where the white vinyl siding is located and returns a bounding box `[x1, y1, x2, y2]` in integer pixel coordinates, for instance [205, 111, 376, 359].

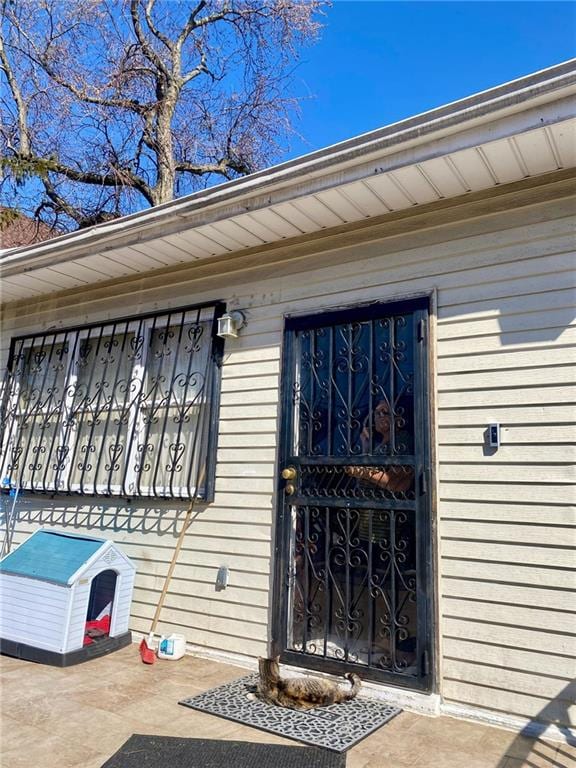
[1, 192, 574, 730]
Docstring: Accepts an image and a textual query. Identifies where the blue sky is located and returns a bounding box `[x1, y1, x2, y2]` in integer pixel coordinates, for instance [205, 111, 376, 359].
[286, 2, 575, 158]
[2, 1, 573, 227]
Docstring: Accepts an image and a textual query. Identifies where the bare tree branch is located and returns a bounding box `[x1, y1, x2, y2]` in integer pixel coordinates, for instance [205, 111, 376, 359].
[0, 0, 324, 233]
[176, 1, 212, 48]
[8, 149, 155, 207]
[129, 0, 170, 78]
[174, 157, 250, 176]
[144, 0, 174, 54]
[42, 177, 84, 227]
[5, 8, 150, 115]
[0, 27, 30, 154]
[181, 51, 209, 84]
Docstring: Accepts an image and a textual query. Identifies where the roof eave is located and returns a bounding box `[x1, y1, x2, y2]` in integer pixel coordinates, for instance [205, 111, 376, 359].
[2, 59, 574, 272]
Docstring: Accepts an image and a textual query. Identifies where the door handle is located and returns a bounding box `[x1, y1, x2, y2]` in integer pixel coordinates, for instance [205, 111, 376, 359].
[282, 467, 297, 495]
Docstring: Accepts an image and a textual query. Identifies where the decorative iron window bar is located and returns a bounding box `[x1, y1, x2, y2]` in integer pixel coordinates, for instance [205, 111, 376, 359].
[0, 302, 225, 500]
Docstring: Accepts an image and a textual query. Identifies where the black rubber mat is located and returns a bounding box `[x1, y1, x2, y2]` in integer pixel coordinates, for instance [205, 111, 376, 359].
[101, 734, 346, 767]
[180, 673, 401, 753]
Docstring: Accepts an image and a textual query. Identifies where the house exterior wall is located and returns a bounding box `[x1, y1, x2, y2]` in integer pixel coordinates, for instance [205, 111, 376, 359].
[1, 190, 574, 732]
[0, 573, 70, 652]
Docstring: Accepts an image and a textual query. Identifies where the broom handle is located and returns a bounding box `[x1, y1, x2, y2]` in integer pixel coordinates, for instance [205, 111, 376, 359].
[149, 467, 206, 636]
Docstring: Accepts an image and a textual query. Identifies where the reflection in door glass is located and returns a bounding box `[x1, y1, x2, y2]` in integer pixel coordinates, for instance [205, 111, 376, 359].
[295, 316, 414, 457]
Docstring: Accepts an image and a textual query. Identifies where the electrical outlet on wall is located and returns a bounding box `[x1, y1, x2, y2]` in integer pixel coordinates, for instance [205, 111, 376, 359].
[216, 566, 229, 591]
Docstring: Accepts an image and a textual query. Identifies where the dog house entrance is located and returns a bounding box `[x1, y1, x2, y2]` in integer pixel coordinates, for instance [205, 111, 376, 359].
[273, 297, 433, 691]
[85, 569, 117, 644]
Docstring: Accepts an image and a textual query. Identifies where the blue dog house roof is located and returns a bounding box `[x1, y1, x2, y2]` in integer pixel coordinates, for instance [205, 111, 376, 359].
[0, 530, 107, 586]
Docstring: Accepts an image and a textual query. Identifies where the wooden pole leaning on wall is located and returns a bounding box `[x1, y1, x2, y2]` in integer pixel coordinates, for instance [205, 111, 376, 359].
[139, 466, 206, 665]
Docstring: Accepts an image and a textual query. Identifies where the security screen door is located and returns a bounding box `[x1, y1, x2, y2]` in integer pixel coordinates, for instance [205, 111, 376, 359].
[272, 297, 433, 690]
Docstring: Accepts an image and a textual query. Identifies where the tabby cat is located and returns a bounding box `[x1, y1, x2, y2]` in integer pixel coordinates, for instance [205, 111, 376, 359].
[253, 655, 361, 710]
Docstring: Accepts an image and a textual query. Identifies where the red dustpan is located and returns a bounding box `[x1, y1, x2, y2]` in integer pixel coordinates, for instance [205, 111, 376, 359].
[139, 633, 156, 664]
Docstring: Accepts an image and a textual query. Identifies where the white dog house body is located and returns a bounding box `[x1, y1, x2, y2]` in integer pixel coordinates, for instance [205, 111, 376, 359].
[0, 529, 135, 665]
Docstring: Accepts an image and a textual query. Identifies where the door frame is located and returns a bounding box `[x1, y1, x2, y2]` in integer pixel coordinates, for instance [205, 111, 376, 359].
[270, 293, 435, 693]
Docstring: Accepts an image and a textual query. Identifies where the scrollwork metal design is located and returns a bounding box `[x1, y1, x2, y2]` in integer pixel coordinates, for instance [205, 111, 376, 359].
[286, 305, 422, 679]
[0, 305, 220, 499]
[289, 504, 418, 675]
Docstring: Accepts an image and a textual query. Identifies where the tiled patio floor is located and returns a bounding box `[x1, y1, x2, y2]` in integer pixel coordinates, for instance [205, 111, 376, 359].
[0, 645, 572, 768]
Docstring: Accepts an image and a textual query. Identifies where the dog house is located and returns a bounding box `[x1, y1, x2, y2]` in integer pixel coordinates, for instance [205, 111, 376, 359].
[0, 528, 135, 665]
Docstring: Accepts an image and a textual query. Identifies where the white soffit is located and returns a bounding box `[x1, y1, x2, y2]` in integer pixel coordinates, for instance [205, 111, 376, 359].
[1, 67, 575, 304]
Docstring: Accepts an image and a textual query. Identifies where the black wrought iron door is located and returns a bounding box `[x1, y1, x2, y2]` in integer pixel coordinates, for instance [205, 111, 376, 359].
[273, 298, 432, 690]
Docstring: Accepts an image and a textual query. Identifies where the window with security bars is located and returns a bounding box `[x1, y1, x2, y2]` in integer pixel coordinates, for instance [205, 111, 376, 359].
[0, 302, 224, 500]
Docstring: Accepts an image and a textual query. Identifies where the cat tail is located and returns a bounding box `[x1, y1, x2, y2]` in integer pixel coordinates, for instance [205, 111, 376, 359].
[337, 673, 361, 702]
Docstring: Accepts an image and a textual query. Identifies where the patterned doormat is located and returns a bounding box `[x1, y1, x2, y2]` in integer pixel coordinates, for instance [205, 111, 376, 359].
[179, 673, 401, 753]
